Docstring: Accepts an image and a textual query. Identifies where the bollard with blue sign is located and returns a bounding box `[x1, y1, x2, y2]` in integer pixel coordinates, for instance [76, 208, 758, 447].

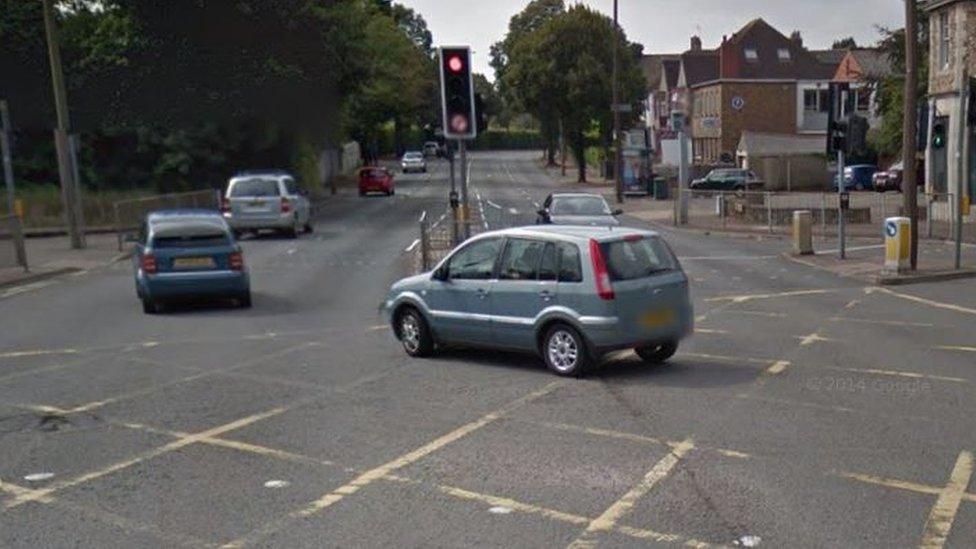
[884, 217, 911, 274]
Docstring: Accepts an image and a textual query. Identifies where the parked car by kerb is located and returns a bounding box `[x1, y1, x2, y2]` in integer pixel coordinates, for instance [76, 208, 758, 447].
[690, 169, 763, 191]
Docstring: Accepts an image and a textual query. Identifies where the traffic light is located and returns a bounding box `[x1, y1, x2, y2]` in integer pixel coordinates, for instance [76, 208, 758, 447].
[845, 114, 868, 156]
[438, 46, 476, 140]
[826, 83, 850, 155]
[932, 120, 947, 149]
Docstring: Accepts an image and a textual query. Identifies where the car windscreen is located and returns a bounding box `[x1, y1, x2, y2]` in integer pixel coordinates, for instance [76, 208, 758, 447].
[600, 237, 677, 281]
[551, 196, 611, 216]
[229, 178, 280, 197]
[362, 169, 387, 178]
[152, 233, 230, 248]
[404, 153, 422, 160]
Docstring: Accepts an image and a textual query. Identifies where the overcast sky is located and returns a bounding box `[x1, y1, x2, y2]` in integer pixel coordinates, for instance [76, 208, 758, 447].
[397, 0, 905, 79]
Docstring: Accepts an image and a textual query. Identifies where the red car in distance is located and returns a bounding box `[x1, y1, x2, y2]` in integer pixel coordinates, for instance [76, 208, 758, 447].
[358, 167, 395, 197]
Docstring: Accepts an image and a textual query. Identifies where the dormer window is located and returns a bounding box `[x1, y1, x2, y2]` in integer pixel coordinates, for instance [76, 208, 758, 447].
[777, 48, 791, 61]
[744, 47, 758, 61]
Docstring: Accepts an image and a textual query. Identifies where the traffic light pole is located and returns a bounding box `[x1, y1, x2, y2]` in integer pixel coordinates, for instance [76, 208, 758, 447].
[955, 72, 969, 270]
[459, 139, 469, 241]
[1, 101, 16, 219]
[837, 150, 846, 259]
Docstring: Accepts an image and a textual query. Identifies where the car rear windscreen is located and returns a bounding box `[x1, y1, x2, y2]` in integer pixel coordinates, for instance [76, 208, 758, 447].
[152, 234, 230, 248]
[600, 237, 677, 281]
[229, 179, 280, 197]
[552, 196, 610, 216]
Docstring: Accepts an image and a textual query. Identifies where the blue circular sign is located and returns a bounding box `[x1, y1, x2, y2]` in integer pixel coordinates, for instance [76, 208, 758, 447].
[885, 221, 898, 238]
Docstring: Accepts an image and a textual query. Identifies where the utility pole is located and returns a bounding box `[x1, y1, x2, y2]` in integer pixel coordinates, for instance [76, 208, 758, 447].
[42, 0, 85, 249]
[1, 101, 15, 218]
[611, 0, 623, 204]
[902, 0, 919, 270]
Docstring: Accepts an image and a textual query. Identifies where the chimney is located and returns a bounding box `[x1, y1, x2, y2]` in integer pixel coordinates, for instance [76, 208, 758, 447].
[790, 31, 803, 49]
[690, 35, 702, 52]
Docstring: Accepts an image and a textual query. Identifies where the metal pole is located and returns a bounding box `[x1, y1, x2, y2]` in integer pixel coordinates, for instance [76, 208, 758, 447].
[678, 129, 689, 224]
[954, 73, 968, 269]
[42, 0, 84, 249]
[837, 149, 846, 259]
[459, 139, 468, 240]
[1, 101, 16, 219]
[902, 0, 919, 269]
[419, 211, 429, 272]
[612, 0, 623, 204]
[766, 191, 773, 234]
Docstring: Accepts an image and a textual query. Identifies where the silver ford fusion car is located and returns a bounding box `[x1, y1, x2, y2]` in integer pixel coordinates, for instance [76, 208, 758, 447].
[384, 225, 693, 376]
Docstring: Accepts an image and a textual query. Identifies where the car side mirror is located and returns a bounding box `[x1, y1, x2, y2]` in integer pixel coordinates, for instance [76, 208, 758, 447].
[537, 209, 547, 217]
[432, 266, 449, 281]
[612, 209, 623, 216]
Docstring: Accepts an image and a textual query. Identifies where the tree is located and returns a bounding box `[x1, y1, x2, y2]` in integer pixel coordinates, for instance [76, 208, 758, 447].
[504, 5, 645, 182]
[870, 7, 930, 159]
[832, 37, 859, 50]
[391, 4, 433, 55]
[472, 73, 501, 125]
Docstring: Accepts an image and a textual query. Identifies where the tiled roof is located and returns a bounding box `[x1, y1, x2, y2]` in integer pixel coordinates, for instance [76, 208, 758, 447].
[682, 51, 720, 86]
[848, 49, 894, 79]
[640, 54, 680, 91]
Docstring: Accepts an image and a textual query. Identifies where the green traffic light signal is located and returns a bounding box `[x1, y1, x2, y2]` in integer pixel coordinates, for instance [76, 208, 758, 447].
[932, 123, 946, 149]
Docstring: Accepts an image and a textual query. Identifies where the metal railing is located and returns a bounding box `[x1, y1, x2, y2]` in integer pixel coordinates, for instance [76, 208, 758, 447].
[416, 200, 529, 273]
[0, 214, 28, 272]
[677, 188, 971, 242]
[113, 189, 220, 250]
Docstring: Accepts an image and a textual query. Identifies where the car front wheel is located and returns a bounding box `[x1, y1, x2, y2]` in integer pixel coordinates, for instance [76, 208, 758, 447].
[635, 341, 678, 364]
[398, 308, 434, 357]
[142, 298, 159, 315]
[542, 324, 590, 377]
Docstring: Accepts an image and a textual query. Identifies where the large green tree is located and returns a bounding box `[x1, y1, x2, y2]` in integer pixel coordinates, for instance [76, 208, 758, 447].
[503, 5, 645, 181]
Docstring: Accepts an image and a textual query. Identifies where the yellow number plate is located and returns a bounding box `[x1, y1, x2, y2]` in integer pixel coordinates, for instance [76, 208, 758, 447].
[173, 257, 215, 269]
[640, 309, 676, 328]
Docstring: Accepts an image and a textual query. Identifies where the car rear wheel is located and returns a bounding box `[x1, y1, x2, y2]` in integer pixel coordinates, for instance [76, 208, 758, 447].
[542, 323, 590, 377]
[141, 298, 159, 315]
[635, 341, 678, 364]
[238, 292, 252, 309]
[398, 308, 433, 357]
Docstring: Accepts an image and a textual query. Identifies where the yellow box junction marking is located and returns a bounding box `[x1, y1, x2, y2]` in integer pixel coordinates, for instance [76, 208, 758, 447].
[919, 451, 974, 549]
[765, 360, 790, 375]
[866, 287, 976, 316]
[566, 439, 695, 548]
[705, 289, 834, 304]
[220, 381, 565, 548]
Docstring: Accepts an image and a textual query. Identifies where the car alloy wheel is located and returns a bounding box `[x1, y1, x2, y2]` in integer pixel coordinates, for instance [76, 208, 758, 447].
[401, 314, 421, 354]
[547, 329, 579, 374]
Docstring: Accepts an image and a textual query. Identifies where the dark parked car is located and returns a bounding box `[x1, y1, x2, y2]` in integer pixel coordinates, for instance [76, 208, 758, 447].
[833, 164, 877, 191]
[872, 160, 926, 193]
[536, 193, 622, 227]
[690, 169, 762, 191]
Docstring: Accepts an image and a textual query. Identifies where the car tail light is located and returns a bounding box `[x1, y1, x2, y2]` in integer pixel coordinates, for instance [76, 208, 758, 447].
[220, 198, 230, 214]
[229, 251, 244, 271]
[281, 197, 292, 213]
[141, 253, 158, 274]
[589, 239, 614, 300]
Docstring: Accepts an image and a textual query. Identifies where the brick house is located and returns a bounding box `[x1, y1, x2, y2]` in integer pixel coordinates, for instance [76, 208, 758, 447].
[832, 49, 893, 129]
[687, 19, 837, 166]
[924, 0, 975, 213]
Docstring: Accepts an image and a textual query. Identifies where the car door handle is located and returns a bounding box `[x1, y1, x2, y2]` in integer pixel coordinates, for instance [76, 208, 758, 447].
[539, 290, 554, 301]
[476, 288, 489, 299]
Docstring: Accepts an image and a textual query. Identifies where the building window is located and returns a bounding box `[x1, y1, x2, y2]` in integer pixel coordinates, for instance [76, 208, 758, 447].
[855, 87, 872, 114]
[939, 11, 950, 69]
[804, 89, 819, 111]
[744, 47, 758, 61]
[777, 48, 791, 61]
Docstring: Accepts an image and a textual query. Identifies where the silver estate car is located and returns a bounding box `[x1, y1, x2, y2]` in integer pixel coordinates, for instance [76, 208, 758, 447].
[385, 226, 693, 376]
[401, 151, 428, 173]
[222, 171, 312, 238]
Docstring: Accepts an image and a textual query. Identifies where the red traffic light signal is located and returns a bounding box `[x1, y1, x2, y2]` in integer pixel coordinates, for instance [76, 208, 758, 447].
[447, 55, 464, 74]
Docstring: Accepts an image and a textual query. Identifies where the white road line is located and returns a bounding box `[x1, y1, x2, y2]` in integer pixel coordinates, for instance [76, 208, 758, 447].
[486, 199, 502, 210]
[678, 255, 779, 261]
[404, 239, 420, 252]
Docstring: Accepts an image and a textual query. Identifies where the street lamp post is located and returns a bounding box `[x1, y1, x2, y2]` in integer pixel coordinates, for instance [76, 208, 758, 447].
[612, 0, 623, 204]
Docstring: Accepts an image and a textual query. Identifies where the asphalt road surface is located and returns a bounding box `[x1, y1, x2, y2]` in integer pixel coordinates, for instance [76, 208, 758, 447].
[1, 151, 974, 548]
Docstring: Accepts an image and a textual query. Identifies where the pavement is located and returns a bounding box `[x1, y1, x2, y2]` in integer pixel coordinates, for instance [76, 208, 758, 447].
[0, 233, 126, 290]
[1, 151, 975, 548]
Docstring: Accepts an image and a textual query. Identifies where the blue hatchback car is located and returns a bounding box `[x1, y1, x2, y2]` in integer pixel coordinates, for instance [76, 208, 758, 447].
[132, 210, 251, 314]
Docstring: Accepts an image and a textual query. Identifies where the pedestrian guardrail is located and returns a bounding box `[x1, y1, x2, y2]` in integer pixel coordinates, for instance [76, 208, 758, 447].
[0, 214, 28, 272]
[676, 188, 970, 243]
[113, 189, 220, 250]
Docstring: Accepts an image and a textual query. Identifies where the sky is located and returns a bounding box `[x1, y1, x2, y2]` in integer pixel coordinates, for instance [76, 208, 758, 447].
[397, 0, 905, 80]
